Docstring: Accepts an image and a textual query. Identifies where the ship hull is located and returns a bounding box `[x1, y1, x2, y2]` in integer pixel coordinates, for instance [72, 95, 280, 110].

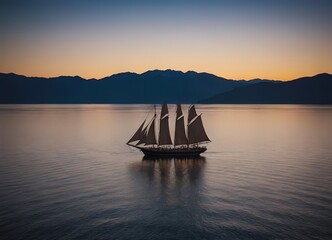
[140, 147, 207, 157]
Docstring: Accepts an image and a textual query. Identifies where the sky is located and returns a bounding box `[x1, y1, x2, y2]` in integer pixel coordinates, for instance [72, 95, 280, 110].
[0, 0, 331, 80]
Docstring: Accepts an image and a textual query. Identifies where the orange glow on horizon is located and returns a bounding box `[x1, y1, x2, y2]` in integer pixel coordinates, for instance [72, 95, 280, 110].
[1, 64, 330, 82]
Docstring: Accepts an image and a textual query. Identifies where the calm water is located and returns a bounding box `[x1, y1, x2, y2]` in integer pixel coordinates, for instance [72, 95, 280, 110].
[0, 104, 331, 240]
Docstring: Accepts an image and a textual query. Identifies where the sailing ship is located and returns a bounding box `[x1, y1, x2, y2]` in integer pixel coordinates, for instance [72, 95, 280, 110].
[127, 104, 210, 157]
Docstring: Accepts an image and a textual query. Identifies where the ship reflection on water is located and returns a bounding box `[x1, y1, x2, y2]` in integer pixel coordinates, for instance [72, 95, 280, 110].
[129, 157, 206, 200]
[141, 156, 205, 183]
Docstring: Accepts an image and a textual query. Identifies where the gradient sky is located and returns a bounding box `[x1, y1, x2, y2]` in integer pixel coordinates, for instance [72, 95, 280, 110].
[0, 0, 331, 80]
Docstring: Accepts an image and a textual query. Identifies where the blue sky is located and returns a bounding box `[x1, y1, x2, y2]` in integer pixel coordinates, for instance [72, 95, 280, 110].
[1, 0, 331, 80]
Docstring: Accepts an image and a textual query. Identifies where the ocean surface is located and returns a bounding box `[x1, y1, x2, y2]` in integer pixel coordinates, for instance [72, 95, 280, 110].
[0, 104, 331, 240]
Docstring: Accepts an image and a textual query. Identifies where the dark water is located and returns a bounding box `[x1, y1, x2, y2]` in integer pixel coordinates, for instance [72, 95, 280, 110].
[0, 104, 331, 240]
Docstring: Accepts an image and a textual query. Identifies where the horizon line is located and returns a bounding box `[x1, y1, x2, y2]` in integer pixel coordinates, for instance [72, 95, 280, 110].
[1, 69, 330, 82]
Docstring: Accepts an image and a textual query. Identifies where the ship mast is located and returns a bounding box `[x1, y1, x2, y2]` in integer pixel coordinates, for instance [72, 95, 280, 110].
[159, 103, 173, 146]
[174, 104, 188, 147]
[145, 116, 157, 146]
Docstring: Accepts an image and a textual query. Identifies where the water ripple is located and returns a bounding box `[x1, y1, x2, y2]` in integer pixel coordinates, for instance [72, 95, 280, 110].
[1, 104, 332, 239]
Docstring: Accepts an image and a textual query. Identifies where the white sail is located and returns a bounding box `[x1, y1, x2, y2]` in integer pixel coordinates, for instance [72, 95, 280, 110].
[159, 103, 173, 145]
[174, 104, 188, 146]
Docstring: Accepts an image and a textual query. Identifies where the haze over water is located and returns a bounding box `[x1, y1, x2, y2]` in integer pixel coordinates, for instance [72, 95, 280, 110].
[0, 104, 331, 239]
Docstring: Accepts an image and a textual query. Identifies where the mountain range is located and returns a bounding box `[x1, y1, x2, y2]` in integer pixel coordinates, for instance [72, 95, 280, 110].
[0, 70, 331, 104]
[200, 73, 332, 104]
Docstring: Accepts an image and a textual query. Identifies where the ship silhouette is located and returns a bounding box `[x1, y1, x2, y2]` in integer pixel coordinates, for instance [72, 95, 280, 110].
[127, 104, 210, 157]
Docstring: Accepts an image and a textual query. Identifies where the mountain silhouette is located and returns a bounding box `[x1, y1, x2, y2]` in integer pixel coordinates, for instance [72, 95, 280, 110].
[0, 70, 265, 103]
[1, 70, 329, 104]
[200, 73, 332, 104]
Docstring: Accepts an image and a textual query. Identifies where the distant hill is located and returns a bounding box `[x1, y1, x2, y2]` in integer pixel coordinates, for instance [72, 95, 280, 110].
[0, 70, 265, 103]
[200, 73, 332, 104]
[2, 70, 330, 104]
